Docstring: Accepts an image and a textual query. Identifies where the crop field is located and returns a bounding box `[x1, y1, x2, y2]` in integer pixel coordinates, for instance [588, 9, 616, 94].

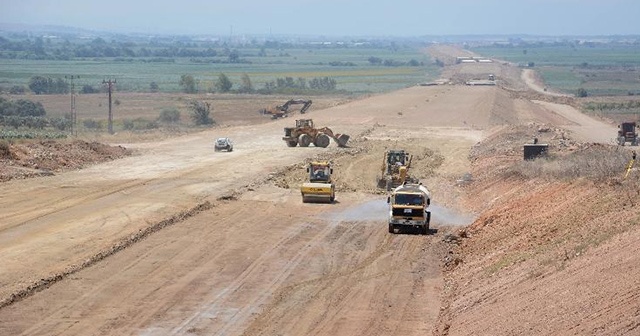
[0, 47, 438, 94]
[472, 44, 640, 96]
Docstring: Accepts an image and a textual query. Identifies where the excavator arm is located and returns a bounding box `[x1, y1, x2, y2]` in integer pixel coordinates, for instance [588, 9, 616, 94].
[280, 99, 312, 114]
[262, 99, 313, 119]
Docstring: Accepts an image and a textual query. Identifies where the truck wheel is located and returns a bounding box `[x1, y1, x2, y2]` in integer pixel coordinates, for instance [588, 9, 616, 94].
[388, 223, 394, 233]
[299, 134, 312, 147]
[422, 225, 429, 235]
[286, 140, 298, 147]
[618, 137, 626, 146]
[314, 134, 330, 148]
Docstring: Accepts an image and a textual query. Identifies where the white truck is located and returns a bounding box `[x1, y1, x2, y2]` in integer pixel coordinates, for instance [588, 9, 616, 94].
[387, 182, 431, 235]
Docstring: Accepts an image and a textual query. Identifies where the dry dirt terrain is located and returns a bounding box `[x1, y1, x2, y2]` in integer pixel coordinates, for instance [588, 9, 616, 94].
[1, 46, 638, 336]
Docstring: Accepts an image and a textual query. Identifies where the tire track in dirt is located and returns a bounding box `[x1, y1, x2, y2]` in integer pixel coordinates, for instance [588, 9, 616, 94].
[0, 152, 312, 313]
[239, 216, 440, 336]
[20, 201, 295, 335]
[0, 200, 213, 310]
[167, 218, 323, 335]
[0, 178, 160, 235]
[168, 207, 369, 335]
[239, 220, 396, 335]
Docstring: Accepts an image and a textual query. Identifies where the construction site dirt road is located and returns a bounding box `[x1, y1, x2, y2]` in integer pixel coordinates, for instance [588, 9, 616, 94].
[0, 49, 624, 335]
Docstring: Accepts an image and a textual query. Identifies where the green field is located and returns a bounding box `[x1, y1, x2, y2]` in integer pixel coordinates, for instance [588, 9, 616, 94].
[0, 47, 439, 95]
[472, 44, 640, 96]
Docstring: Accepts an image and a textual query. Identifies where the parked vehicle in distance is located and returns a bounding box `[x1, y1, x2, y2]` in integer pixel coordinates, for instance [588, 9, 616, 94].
[214, 137, 234, 152]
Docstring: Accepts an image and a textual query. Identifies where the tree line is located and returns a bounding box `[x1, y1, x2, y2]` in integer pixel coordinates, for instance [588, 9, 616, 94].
[3, 72, 340, 96]
[0, 36, 226, 60]
[179, 73, 339, 95]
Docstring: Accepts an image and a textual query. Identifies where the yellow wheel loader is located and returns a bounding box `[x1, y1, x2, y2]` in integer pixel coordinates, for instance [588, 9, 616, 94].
[283, 119, 350, 148]
[301, 161, 335, 203]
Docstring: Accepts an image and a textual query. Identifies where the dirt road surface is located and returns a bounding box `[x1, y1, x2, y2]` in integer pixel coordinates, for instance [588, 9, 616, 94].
[521, 68, 569, 97]
[0, 47, 623, 335]
[532, 100, 619, 144]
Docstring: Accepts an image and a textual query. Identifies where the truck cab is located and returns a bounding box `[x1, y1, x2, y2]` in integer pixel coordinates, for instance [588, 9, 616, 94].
[387, 183, 431, 234]
[618, 122, 638, 146]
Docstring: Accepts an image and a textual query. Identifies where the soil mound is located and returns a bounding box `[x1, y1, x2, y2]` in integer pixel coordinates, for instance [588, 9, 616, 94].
[0, 140, 131, 182]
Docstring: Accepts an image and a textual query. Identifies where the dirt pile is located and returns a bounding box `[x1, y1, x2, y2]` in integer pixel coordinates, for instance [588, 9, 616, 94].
[0, 140, 131, 182]
[269, 138, 445, 196]
[435, 126, 640, 335]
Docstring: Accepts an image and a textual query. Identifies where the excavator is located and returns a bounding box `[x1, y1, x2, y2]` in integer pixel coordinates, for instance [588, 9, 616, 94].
[301, 161, 335, 203]
[260, 99, 312, 119]
[377, 149, 419, 191]
[282, 119, 349, 148]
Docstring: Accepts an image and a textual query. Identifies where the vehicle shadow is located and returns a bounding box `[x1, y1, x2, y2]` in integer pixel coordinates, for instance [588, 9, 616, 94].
[393, 227, 438, 236]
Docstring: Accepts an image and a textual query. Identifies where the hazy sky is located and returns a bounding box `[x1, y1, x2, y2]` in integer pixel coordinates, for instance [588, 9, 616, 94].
[1, 0, 639, 36]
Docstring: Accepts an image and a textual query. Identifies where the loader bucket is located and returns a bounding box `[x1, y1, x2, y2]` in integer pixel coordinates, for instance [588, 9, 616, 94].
[336, 134, 350, 147]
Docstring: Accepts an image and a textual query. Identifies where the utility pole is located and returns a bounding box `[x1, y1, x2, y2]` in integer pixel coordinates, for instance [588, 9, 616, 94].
[102, 78, 116, 134]
[65, 75, 78, 136]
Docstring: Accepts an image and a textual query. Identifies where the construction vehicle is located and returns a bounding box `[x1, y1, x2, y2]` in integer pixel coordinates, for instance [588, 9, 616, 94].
[617, 122, 638, 146]
[282, 119, 350, 148]
[377, 149, 418, 191]
[301, 161, 335, 203]
[387, 182, 431, 235]
[260, 99, 312, 119]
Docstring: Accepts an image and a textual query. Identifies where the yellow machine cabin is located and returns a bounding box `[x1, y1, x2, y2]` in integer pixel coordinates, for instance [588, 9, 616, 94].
[301, 161, 335, 203]
[377, 149, 418, 191]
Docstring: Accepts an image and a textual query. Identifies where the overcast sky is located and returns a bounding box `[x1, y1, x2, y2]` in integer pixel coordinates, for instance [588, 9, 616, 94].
[1, 0, 639, 36]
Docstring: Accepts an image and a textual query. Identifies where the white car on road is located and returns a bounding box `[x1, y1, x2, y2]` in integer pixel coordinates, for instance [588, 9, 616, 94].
[214, 137, 233, 152]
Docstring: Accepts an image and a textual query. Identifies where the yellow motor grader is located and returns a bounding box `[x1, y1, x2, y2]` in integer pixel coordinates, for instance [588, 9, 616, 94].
[377, 149, 418, 191]
[301, 161, 335, 203]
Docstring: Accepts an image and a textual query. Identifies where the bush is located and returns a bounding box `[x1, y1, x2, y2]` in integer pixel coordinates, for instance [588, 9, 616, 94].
[576, 88, 588, 97]
[50, 117, 72, 131]
[81, 85, 98, 94]
[158, 107, 180, 123]
[189, 100, 214, 125]
[0, 140, 10, 158]
[122, 119, 135, 130]
[83, 119, 102, 130]
[9, 86, 25, 94]
[122, 118, 159, 130]
[510, 146, 628, 182]
[215, 73, 233, 93]
[149, 81, 159, 92]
